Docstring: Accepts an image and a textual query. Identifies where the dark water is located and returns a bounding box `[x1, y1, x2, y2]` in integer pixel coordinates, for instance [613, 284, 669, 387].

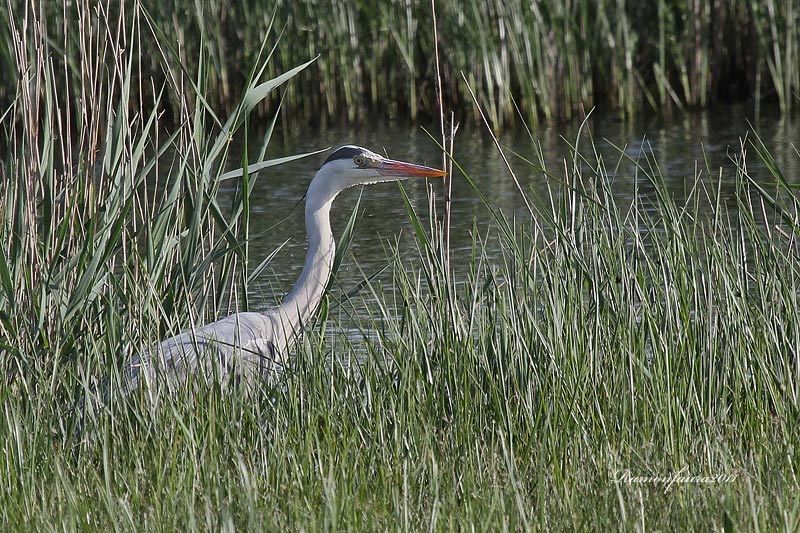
[222, 105, 799, 320]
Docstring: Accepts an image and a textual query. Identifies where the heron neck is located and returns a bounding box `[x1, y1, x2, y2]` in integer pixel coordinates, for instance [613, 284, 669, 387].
[273, 177, 337, 342]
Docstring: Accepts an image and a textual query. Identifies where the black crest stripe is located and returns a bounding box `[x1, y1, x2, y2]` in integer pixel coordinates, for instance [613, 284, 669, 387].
[322, 146, 364, 165]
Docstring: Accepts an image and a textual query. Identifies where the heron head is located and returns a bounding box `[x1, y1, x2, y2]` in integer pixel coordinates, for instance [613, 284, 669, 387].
[317, 145, 446, 189]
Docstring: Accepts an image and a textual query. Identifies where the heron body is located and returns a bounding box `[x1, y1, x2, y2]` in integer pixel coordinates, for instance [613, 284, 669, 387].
[116, 146, 445, 398]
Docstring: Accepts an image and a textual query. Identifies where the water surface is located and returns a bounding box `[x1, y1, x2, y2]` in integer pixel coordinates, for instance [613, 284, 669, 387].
[221, 106, 798, 327]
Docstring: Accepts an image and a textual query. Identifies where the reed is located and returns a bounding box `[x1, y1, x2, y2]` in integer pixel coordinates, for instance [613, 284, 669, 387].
[0, 0, 316, 410]
[2, 0, 799, 130]
[1, 0, 799, 530]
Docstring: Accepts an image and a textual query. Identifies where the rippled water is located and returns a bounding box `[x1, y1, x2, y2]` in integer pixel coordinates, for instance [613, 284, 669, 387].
[219, 105, 798, 322]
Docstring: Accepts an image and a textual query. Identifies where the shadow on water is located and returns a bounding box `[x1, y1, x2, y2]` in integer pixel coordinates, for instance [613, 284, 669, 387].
[215, 105, 798, 342]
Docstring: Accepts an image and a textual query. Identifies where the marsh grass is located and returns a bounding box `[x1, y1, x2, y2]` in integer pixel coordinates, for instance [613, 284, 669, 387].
[1, 0, 800, 530]
[0, 1, 317, 418]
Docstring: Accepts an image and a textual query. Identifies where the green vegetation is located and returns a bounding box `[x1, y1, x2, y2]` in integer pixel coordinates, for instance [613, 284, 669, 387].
[2, 1, 800, 530]
[2, 0, 799, 129]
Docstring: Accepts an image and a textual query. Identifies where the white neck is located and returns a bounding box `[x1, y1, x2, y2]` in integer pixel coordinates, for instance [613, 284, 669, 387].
[268, 173, 340, 348]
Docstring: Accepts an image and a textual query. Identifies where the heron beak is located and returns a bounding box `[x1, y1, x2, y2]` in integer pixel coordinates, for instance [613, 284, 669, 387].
[374, 159, 447, 178]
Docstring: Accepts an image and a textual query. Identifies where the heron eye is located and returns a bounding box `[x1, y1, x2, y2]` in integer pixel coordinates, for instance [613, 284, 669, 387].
[354, 156, 366, 167]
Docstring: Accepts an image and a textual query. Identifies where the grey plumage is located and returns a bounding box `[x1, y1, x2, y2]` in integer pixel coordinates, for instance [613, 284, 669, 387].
[113, 312, 285, 400]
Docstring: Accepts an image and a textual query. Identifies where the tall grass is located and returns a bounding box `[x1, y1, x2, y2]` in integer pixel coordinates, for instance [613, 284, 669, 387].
[3, 0, 798, 130]
[0, 0, 315, 407]
[2, 0, 800, 530]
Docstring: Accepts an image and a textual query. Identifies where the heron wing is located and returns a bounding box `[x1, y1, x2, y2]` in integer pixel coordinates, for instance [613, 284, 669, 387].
[116, 312, 283, 399]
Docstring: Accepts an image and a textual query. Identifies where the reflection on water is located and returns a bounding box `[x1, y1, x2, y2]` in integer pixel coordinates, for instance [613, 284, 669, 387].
[219, 105, 798, 325]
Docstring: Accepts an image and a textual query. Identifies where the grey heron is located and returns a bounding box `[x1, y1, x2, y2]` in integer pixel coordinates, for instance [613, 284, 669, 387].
[115, 145, 446, 398]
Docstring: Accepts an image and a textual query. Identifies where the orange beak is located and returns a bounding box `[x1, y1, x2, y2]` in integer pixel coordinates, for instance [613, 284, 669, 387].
[374, 159, 447, 178]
